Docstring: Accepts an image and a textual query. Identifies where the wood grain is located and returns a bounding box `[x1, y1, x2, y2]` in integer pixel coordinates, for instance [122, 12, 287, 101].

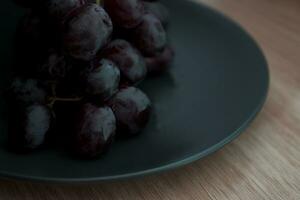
[1, 0, 300, 199]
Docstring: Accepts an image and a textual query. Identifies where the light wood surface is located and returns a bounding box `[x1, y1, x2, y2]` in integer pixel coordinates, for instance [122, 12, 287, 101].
[1, 0, 300, 199]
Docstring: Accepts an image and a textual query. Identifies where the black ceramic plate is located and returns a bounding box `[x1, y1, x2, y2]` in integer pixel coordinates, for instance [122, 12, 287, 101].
[0, 0, 269, 183]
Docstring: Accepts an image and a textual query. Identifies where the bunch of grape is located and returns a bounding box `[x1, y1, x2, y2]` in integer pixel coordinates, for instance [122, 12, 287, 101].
[8, 0, 174, 158]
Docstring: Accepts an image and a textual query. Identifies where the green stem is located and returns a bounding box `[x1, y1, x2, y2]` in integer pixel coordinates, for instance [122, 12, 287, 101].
[47, 82, 83, 107]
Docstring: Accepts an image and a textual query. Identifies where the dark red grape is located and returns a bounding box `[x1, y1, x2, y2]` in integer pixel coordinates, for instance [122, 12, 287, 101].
[44, 0, 86, 22]
[74, 103, 116, 158]
[103, 0, 144, 29]
[101, 39, 147, 85]
[131, 13, 167, 56]
[37, 49, 72, 80]
[81, 59, 120, 100]
[7, 78, 47, 106]
[8, 104, 52, 151]
[143, 2, 170, 28]
[63, 3, 113, 61]
[145, 45, 174, 75]
[109, 87, 151, 136]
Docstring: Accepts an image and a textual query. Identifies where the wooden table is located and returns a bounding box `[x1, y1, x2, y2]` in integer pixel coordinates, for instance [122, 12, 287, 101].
[1, 0, 300, 199]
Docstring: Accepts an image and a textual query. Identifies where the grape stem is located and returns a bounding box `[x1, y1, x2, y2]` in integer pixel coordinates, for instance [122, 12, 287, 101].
[47, 96, 83, 108]
[47, 82, 83, 108]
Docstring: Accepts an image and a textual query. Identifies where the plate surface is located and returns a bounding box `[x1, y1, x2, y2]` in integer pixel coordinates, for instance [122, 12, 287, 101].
[0, 0, 269, 182]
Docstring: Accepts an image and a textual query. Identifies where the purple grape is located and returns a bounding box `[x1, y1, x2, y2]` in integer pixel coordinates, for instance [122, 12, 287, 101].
[101, 39, 147, 85]
[37, 50, 72, 80]
[44, 0, 86, 22]
[7, 78, 47, 106]
[131, 13, 167, 56]
[63, 3, 113, 61]
[81, 59, 120, 101]
[145, 46, 174, 75]
[109, 87, 151, 136]
[8, 104, 52, 151]
[103, 0, 144, 29]
[143, 2, 170, 28]
[74, 103, 116, 158]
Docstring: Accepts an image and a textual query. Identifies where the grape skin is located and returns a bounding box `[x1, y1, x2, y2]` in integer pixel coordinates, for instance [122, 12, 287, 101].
[101, 39, 147, 85]
[74, 103, 116, 158]
[8, 104, 52, 151]
[145, 46, 174, 75]
[81, 59, 120, 101]
[103, 0, 144, 29]
[9, 0, 174, 158]
[131, 13, 167, 56]
[63, 3, 113, 61]
[7, 78, 48, 106]
[109, 87, 151, 136]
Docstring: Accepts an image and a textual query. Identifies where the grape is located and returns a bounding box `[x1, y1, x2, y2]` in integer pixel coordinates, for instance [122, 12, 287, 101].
[37, 50, 72, 80]
[81, 59, 120, 101]
[101, 39, 147, 85]
[131, 13, 167, 56]
[44, 0, 86, 22]
[63, 3, 113, 61]
[145, 46, 174, 75]
[74, 103, 116, 158]
[103, 0, 144, 29]
[8, 104, 52, 151]
[109, 87, 151, 136]
[144, 2, 170, 28]
[10, 0, 173, 157]
[7, 78, 48, 106]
